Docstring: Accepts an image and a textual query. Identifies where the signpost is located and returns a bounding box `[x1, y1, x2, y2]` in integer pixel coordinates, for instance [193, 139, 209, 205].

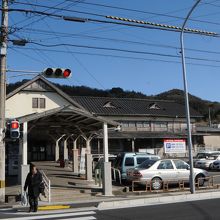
[164, 139, 186, 154]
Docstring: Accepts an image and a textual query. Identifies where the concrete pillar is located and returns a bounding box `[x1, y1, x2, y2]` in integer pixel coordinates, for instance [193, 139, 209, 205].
[23, 122, 28, 165]
[72, 149, 78, 173]
[85, 153, 93, 181]
[102, 162, 112, 195]
[131, 138, 135, 152]
[64, 139, 68, 160]
[85, 139, 93, 181]
[86, 139, 91, 154]
[21, 164, 30, 195]
[18, 139, 23, 184]
[102, 122, 112, 196]
[73, 140, 77, 150]
[55, 135, 65, 162]
[55, 141, 59, 162]
[98, 139, 101, 155]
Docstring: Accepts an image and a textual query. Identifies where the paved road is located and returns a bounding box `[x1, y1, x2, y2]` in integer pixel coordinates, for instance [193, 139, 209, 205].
[1, 198, 220, 220]
[96, 198, 220, 220]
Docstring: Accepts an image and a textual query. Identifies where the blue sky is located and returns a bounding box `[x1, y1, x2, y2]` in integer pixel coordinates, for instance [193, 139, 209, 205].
[5, 0, 220, 101]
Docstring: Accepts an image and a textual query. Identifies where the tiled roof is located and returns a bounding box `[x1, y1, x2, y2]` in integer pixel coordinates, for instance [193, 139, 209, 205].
[71, 96, 201, 118]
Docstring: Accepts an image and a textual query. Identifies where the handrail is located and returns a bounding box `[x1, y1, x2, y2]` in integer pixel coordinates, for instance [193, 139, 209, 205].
[111, 167, 122, 185]
[94, 168, 102, 186]
[40, 170, 51, 203]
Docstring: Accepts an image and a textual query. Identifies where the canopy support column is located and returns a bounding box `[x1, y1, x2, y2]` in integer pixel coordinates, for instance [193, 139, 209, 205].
[55, 134, 65, 162]
[102, 122, 112, 196]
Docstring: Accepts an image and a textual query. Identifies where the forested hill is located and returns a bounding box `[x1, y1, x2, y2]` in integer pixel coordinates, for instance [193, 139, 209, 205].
[7, 80, 220, 122]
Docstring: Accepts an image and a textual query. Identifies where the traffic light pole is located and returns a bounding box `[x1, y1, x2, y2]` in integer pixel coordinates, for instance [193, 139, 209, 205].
[0, 0, 8, 202]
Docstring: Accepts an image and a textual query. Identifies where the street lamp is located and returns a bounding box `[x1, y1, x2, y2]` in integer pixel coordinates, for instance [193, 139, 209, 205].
[180, 0, 201, 194]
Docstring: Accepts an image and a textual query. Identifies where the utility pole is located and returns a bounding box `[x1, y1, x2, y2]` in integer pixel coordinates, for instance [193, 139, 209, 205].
[180, 0, 201, 194]
[0, 0, 8, 202]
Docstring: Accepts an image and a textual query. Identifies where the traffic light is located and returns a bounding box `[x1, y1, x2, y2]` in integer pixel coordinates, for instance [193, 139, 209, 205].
[10, 120, 20, 139]
[42, 68, 71, 78]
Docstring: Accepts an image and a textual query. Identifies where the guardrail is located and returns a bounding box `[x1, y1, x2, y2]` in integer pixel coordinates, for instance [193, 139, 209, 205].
[40, 170, 51, 203]
[111, 168, 122, 185]
[131, 175, 220, 193]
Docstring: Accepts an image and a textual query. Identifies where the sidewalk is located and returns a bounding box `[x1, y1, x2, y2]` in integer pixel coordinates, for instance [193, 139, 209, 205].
[4, 161, 124, 206]
[3, 161, 220, 211]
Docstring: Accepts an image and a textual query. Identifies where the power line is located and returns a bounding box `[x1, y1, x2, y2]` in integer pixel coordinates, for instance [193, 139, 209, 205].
[12, 1, 105, 18]
[64, 0, 220, 27]
[9, 44, 220, 64]
[10, 26, 220, 56]
[8, 46, 220, 69]
[4, 8, 218, 37]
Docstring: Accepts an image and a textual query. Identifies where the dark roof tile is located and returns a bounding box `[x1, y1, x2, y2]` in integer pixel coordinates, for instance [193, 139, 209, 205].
[71, 96, 201, 118]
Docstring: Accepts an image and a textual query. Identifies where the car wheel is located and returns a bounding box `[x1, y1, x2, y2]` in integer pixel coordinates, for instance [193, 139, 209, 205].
[151, 177, 162, 190]
[195, 174, 205, 186]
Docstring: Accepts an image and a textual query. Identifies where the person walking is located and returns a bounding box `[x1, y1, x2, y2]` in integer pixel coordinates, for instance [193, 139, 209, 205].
[24, 165, 42, 212]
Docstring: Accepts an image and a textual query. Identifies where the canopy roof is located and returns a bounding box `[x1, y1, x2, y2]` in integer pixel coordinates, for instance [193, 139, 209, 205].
[17, 105, 118, 137]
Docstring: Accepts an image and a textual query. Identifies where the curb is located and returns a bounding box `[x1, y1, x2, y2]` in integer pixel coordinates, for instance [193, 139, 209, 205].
[97, 191, 220, 210]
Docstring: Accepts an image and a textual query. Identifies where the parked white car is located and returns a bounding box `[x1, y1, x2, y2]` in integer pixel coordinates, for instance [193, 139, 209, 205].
[194, 154, 220, 170]
[127, 159, 209, 190]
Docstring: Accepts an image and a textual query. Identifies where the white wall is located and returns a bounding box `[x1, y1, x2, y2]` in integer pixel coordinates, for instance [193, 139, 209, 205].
[203, 135, 220, 148]
[6, 91, 71, 118]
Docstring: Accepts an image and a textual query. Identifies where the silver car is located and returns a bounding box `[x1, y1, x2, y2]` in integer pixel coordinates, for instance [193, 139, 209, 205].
[195, 154, 220, 170]
[212, 159, 220, 170]
[127, 159, 209, 190]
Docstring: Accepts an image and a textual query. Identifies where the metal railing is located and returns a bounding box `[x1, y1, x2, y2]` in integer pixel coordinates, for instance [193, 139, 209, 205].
[40, 170, 51, 203]
[131, 175, 220, 193]
[94, 168, 102, 186]
[111, 167, 122, 185]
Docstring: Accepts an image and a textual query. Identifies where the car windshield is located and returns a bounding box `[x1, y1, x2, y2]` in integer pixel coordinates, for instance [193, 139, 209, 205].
[208, 155, 220, 160]
[138, 159, 157, 169]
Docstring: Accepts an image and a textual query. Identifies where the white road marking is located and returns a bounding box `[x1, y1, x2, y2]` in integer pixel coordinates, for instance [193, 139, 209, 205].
[0, 208, 13, 211]
[1, 211, 96, 220]
[59, 217, 96, 220]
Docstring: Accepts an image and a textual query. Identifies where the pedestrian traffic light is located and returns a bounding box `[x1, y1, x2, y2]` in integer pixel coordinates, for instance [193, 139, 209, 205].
[42, 68, 71, 78]
[10, 120, 20, 139]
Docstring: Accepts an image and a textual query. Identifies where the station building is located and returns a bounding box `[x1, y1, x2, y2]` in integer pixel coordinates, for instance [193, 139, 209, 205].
[5, 75, 211, 176]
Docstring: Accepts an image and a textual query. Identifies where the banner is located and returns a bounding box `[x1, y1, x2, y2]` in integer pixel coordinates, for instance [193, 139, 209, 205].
[164, 139, 186, 154]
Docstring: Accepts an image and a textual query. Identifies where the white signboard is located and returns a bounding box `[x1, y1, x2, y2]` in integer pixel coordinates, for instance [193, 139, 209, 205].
[164, 139, 186, 154]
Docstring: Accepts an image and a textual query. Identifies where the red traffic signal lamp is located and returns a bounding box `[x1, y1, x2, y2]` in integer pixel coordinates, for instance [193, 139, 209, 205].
[10, 120, 20, 139]
[43, 68, 71, 79]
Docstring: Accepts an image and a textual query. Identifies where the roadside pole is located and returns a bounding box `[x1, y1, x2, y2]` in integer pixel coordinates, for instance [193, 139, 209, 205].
[0, 0, 8, 202]
[180, 0, 201, 194]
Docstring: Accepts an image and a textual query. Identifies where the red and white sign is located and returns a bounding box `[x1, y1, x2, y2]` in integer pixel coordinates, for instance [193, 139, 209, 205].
[164, 139, 186, 154]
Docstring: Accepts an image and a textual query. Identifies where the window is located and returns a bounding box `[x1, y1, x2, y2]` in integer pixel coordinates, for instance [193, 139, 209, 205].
[39, 98, 45, 108]
[137, 157, 149, 165]
[155, 122, 167, 128]
[32, 98, 38, 108]
[157, 160, 174, 169]
[136, 122, 150, 128]
[143, 122, 150, 128]
[128, 122, 136, 128]
[103, 101, 116, 108]
[173, 160, 188, 169]
[32, 98, 46, 109]
[125, 157, 134, 166]
[148, 103, 161, 110]
[138, 159, 157, 169]
[121, 121, 129, 128]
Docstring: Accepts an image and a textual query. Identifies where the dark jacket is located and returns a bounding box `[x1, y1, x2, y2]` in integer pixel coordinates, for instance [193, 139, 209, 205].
[24, 170, 42, 197]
